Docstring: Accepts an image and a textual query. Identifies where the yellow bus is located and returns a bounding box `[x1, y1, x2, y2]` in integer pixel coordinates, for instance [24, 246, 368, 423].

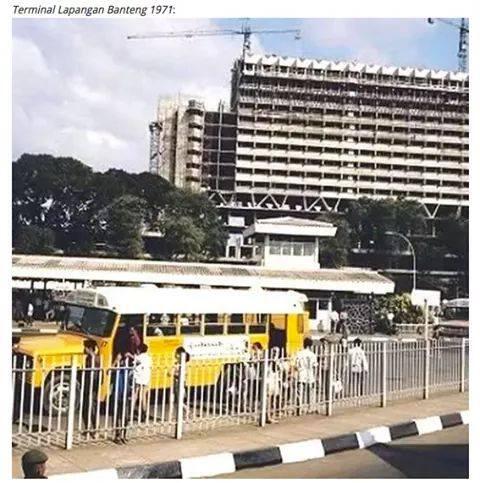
[14, 286, 308, 413]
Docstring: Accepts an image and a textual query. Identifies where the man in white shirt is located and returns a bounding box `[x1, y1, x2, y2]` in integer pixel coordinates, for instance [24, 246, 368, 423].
[348, 338, 369, 397]
[330, 310, 339, 333]
[293, 338, 318, 413]
[26, 302, 34, 327]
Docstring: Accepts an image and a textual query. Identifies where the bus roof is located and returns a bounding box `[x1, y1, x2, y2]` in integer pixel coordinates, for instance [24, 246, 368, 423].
[64, 286, 308, 315]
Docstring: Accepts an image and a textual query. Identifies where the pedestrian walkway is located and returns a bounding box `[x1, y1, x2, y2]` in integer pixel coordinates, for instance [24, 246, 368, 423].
[11, 392, 467, 478]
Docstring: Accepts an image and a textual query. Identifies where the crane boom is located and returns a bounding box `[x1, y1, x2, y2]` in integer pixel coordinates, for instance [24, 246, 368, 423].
[427, 18, 469, 72]
[128, 28, 300, 40]
[128, 24, 301, 57]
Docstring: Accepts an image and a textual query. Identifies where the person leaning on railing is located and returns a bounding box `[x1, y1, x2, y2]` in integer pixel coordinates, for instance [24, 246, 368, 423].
[347, 338, 369, 397]
[81, 340, 102, 439]
[292, 337, 318, 415]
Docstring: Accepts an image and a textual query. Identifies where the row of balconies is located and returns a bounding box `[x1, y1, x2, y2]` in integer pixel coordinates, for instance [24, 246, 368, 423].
[239, 69, 468, 92]
[236, 127, 466, 145]
[236, 137, 467, 156]
[240, 81, 468, 98]
[235, 164, 468, 181]
[235, 171, 468, 187]
[237, 95, 468, 117]
[236, 113, 468, 132]
[237, 100, 468, 119]
[234, 186, 467, 206]
[236, 155, 468, 171]
[239, 87, 467, 108]
[236, 150, 466, 167]
[234, 178, 467, 195]
[236, 168, 469, 187]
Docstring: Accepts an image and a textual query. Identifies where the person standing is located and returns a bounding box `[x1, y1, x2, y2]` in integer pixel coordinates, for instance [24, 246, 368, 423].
[243, 343, 263, 414]
[112, 336, 132, 445]
[132, 343, 152, 421]
[21, 449, 48, 479]
[26, 302, 34, 327]
[329, 310, 339, 334]
[348, 338, 369, 397]
[81, 340, 101, 438]
[127, 326, 142, 356]
[293, 338, 318, 414]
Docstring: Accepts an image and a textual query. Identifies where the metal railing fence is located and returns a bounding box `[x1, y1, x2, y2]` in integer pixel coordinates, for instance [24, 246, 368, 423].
[12, 338, 468, 449]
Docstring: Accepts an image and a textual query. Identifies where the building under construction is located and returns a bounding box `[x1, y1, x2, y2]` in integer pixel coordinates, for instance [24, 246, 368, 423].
[150, 53, 469, 256]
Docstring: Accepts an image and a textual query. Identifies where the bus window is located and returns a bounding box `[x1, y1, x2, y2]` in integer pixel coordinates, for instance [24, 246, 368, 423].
[249, 314, 268, 334]
[228, 313, 246, 334]
[205, 324, 224, 335]
[180, 313, 201, 335]
[147, 313, 177, 336]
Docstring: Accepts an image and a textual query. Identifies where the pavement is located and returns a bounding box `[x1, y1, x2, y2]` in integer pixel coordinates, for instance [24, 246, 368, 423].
[215, 424, 468, 479]
[12, 391, 468, 478]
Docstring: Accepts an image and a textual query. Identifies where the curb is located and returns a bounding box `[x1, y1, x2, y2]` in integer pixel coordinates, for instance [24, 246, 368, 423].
[51, 410, 469, 479]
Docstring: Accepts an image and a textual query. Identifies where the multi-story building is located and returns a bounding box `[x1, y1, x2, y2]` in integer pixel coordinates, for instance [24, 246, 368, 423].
[151, 53, 469, 257]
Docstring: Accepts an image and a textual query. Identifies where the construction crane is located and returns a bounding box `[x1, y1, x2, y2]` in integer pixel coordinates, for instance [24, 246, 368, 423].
[427, 18, 469, 72]
[127, 21, 301, 58]
[130, 21, 301, 174]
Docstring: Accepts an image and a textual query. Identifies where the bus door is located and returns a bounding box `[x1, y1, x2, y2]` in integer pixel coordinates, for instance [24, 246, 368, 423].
[144, 313, 182, 390]
[268, 314, 287, 351]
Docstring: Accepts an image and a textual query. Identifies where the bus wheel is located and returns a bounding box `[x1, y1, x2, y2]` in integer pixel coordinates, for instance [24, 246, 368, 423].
[43, 373, 80, 415]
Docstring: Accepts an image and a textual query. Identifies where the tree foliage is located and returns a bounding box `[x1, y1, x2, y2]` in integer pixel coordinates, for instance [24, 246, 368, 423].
[102, 195, 146, 259]
[316, 214, 350, 268]
[346, 197, 426, 250]
[12, 153, 226, 261]
[373, 293, 425, 334]
[14, 225, 56, 255]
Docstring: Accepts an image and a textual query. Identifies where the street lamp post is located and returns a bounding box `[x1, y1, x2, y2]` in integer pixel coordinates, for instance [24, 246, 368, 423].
[385, 231, 416, 291]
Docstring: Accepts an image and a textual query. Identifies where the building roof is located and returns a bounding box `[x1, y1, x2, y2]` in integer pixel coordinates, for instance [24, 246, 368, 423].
[243, 217, 337, 238]
[243, 53, 469, 81]
[12, 255, 394, 295]
[65, 286, 307, 315]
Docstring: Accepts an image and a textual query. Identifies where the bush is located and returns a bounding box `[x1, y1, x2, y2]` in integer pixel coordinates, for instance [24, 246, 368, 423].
[373, 293, 425, 334]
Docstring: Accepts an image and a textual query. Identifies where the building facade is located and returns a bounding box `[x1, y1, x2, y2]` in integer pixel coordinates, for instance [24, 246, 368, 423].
[151, 53, 469, 257]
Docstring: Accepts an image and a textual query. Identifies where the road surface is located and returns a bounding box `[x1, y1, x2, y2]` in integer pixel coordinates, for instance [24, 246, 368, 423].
[215, 425, 468, 478]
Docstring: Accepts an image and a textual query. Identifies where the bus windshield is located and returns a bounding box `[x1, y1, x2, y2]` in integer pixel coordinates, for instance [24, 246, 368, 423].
[65, 304, 116, 337]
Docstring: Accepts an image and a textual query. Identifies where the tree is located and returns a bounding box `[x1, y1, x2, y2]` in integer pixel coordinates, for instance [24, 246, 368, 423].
[14, 225, 56, 255]
[161, 215, 205, 261]
[13, 154, 96, 253]
[103, 195, 146, 259]
[161, 189, 227, 260]
[316, 214, 350, 268]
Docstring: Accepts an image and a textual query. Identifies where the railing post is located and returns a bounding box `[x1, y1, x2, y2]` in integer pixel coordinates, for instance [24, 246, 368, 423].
[381, 342, 387, 407]
[65, 355, 78, 450]
[259, 349, 269, 427]
[460, 338, 466, 393]
[423, 339, 430, 400]
[326, 343, 335, 416]
[175, 352, 187, 439]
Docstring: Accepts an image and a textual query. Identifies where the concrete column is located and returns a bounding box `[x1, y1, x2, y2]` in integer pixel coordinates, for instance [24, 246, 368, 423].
[264, 234, 270, 266]
[314, 237, 320, 267]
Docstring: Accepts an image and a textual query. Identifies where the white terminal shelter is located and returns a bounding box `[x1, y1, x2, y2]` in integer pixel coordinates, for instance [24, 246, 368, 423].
[12, 217, 394, 332]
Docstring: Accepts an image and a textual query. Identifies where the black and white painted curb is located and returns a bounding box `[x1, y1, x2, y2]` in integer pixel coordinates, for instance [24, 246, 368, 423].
[52, 410, 469, 479]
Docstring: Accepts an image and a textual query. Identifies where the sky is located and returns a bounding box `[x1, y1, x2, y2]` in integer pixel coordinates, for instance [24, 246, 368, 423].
[13, 18, 464, 174]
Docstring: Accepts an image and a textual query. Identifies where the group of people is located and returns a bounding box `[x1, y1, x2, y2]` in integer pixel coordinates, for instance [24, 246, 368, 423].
[240, 337, 369, 423]
[12, 292, 66, 326]
[79, 325, 153, 445]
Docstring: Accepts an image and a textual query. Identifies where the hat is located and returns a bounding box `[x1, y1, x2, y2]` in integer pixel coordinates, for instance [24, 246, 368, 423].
[22, 449, 48, 466]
